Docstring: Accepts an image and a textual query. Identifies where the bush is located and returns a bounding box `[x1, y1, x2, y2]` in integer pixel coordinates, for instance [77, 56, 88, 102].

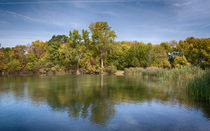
[105, 65, 117, 74]
[7, 59, 23, 72]
[124, 67, 144, 74]
[51, 65, 64, 73]
[26, 62, 37, 71]
[173, 56, 190, 68]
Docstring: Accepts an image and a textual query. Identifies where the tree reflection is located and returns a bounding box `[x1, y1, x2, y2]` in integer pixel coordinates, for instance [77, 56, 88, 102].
[0, 75, 209, 124]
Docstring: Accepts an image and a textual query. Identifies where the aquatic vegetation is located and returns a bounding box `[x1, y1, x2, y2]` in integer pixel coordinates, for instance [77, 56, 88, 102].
[162, 66, 204, 80]
[125, 66, 204, 80]
[125, 66, 209, 100]
[188, 70, 210, 100]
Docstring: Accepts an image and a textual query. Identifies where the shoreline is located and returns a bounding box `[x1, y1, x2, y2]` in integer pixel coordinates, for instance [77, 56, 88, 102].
[0, 70, 125, 77]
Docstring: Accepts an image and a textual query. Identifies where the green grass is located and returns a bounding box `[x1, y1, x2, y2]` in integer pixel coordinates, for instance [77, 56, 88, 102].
[162, 66, 204, 80]
[187, 70, 210, 100]
[125, 66, 204, 81]
[125, 66, 209, 100]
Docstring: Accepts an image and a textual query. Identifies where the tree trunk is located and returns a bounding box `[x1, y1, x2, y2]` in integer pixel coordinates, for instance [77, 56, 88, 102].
[101, 58, 103, 68]
[100, 49, 104, 68]
[76, 58, 80, 75]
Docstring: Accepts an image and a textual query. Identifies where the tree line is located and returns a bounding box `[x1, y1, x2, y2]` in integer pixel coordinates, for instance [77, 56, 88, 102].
[0, 21, 209, 75]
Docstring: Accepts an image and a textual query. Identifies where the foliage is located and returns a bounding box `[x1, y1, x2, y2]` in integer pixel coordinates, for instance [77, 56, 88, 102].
[0, 47, 4, 72]
[80, 49, 101, 73]
[151, 45, 171, 68]
[7, 59, 23, 72]
[68, 29, 91, 74]
[105, 64, 117, 74]
[107, 42, 130, 70]
[47, 35, 68, 65]
[89, 21, 116, 69]
[173, 56, 190, 68]
[0, 22, 209, 75]
[58, 43, 73, 69]
[26, 62, 38, 71]
[126, 42, 152, 67]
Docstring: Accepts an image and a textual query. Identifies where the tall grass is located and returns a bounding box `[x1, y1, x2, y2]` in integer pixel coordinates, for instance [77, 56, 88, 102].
[124, 67, 145, 74]
[162, 66, 204, 80]
[125, 66, 204, 81]
[125, 66, 209, 100]
[188, 70, 210, 100]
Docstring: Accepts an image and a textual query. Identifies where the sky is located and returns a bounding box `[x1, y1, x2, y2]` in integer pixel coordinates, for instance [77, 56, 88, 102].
[0, 0, 210, 47]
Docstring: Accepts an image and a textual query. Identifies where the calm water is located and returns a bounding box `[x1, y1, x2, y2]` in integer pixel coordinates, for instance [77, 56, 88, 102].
[0, 75, 209, 131]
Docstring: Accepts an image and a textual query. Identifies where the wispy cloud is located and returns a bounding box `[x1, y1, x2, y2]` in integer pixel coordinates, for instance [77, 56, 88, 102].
[174, 2, 192, 7]
[173, 0, 210, 21]
[5, 10, 85, 29]
[0, 0, 134, 5]
[6, 11, 44, 23]
[1, 0, 210, 46]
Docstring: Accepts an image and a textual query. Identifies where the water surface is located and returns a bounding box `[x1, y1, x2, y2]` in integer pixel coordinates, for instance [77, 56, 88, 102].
[0, 75, 209, 131]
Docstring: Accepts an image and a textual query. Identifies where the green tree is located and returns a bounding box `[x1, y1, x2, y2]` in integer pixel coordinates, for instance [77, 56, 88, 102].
[28, 40, 47, 59]
[173, 56, 190, 68]
[0, 45, 4, 73]
[89, 22, 116, 70]
[69, 29, 90, 74]
[48, 35, 68, 65]
[107, 42, 124, 70]
[27, 40, 47, 72]
[176, 37, 210, 68]
[187, 38, 210, 68]
[126, 42, 152, 67]
[151, 45, 171, 68]
[8, 45, 27, 72]
[58, 44, 73, 70]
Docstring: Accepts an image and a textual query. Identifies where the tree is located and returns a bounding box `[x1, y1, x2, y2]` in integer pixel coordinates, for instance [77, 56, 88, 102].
[28, 40, 47, 59]
[58, 44, 73, 70]
[126, 42, 152, 67]
[89, 22, 116, 70]
[48, 35, 68, 65]
[69, 29, 90, 74]
[186, 38, 210, 68]
[176, 37, 210, 68]
[11, 45, 27, 72]
[173, 56, 190, 68]
[26, 40, 47, 72]
[0, 44, 4, 73]
[151, 45, 171, 68]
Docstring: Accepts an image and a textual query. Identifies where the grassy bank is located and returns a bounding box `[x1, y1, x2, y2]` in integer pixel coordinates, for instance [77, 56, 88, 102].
[188, 70, 210, 100]
[125, 66, 204, 80]
[125, 66, 209, 100]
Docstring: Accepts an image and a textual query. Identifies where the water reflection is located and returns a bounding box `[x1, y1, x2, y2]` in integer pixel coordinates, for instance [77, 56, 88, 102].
[0, 75, 209, 129]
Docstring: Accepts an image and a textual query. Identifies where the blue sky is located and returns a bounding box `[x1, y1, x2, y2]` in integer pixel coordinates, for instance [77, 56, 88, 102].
[0, 0, 210, 47]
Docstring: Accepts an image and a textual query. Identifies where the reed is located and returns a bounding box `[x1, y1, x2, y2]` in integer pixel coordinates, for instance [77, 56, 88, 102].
[125, 66, 209, 100]
[187, 70, 210, 100]
[124, 66, 204, 80]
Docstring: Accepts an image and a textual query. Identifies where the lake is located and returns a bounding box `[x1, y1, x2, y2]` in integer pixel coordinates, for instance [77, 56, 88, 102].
[0, 75, 209, 131]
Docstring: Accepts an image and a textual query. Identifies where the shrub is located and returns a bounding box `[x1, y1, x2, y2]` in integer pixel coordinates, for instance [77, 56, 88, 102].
[173, 56, 190, 68]
[105, 65, 117, 74]
[124, 67, 144, 74]
[26, 62, 37, 71]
